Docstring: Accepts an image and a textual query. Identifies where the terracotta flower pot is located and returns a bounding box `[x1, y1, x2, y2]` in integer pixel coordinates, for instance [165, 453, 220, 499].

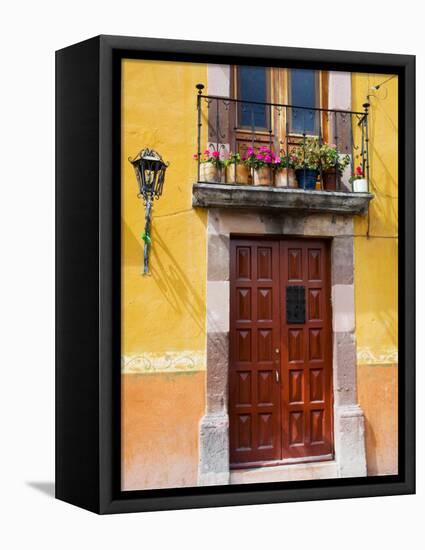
[226, 164, 250, 185]
[253, 166, 273, 186]
[274, 168, 297, 188]
[199, 163, 224, 183]
[352, 178, 368, 193]
[322, 169, 340, 191]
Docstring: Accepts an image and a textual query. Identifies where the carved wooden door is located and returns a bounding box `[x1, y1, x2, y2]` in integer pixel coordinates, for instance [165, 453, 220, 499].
[229, 238, 333, 467]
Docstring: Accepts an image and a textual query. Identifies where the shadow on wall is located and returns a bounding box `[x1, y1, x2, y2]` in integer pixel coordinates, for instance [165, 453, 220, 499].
[122, 208, 207, 335]
[151, 226, 205, 333]
[367, 146, 398, 234]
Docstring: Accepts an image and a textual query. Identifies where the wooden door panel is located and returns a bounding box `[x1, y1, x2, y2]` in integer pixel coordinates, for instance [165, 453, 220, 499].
[230, 240, 281, 465]
[280, 240, 333, 459]
[288, 248, 303, 281]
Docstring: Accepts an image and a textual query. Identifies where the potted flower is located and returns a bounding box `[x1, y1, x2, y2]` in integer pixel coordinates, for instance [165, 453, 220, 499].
[244, 146, 274, 186]
[194, 149, 225, 183]
[224, 152, 250, 184]
[274, 152, 297, 188]
[349, 165, 368, 192]
[319, 144, 351, 191]
[292, 138, 321, 190]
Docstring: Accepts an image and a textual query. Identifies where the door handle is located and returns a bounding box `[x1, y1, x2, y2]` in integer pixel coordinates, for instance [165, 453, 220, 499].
[275, 370, 280, 383]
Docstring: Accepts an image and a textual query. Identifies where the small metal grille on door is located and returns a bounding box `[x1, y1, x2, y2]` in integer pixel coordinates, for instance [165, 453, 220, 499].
[286, 285, 306, 324]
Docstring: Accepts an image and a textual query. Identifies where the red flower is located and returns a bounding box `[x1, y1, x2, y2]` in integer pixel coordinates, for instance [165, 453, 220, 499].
[212, 151, 220, 158]
[355, 166, 363, 176]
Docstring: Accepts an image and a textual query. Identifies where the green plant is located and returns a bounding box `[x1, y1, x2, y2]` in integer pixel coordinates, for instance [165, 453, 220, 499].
[291, 138, 321, 170]
[274, 150, 296, 170]
[320, 143, 350, 173]
[223, 152, 242, 167]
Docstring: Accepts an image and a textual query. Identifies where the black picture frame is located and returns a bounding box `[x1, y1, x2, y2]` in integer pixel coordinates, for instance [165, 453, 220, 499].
[56, 35, 415, 514]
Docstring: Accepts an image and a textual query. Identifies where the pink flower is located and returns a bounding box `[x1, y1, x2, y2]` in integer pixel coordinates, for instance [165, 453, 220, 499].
[246, 147, 254, 156]
[193, 154, 198, 159]
[259, 146, 270, 153]
[256, 153, 264, 160]
[274, 157, 281, 164]
[204, 149, 210, 156]
[264, 155, 273, 163]
[212, 151, 220, 158]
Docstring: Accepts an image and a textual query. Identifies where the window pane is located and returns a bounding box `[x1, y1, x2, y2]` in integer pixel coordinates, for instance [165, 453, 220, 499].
[238, 66, 268, 129]
[290, 69, 318, 134]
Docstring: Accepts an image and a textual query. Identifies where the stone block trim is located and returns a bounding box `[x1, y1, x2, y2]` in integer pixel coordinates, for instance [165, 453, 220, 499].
[332, 236, 354, 285]
[207, 234, 229, 281]
[198, 412, 230, 486]
[333, 331, 358, 406]
[198, 208, 367, 485]
[334, 405, 367, 478]
[332, 284, 355, 333]
[206, 332, 229, 414]
[206, 281, 229, 333]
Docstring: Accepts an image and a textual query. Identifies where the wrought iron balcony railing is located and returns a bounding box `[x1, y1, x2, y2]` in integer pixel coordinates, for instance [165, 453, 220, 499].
[195, 84, 370, 193]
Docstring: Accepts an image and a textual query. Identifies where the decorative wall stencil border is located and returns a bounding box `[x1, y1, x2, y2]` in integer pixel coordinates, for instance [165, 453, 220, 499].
[357, 347, 398, 365]
[122, 351, 206, 374]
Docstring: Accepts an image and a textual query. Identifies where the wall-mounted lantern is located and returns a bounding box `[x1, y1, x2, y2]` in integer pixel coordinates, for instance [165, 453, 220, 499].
[128, 148, 169, 275]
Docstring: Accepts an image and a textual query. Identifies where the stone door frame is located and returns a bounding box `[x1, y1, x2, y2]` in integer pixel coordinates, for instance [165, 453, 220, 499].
[198, 208, 367, 485]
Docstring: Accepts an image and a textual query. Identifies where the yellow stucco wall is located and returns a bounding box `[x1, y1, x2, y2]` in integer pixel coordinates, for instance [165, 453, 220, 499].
[352, 73, 398, 475]
[121, 59, 207, 489]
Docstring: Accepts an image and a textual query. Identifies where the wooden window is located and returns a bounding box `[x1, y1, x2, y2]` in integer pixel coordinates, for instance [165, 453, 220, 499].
[236, 66, 270, 130]
[288, 69, 320, 135]
[231, 66, 328, 153]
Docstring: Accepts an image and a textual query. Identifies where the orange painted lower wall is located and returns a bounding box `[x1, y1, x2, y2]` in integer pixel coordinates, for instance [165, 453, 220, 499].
[122, 371, 205, 491]
[357, 364, 398, 476]
[122, 366, 397, 488]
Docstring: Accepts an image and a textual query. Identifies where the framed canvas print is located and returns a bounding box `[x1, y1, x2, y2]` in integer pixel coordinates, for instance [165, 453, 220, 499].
[56, 35, 415, 514]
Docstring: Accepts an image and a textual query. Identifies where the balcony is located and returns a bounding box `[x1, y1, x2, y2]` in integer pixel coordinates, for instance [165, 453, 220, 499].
[192, 183, 372, 215]
[192, 88, 373, 216]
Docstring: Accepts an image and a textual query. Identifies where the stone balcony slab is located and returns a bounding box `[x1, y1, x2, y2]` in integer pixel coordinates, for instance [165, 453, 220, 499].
[193, 183, 373, 216]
